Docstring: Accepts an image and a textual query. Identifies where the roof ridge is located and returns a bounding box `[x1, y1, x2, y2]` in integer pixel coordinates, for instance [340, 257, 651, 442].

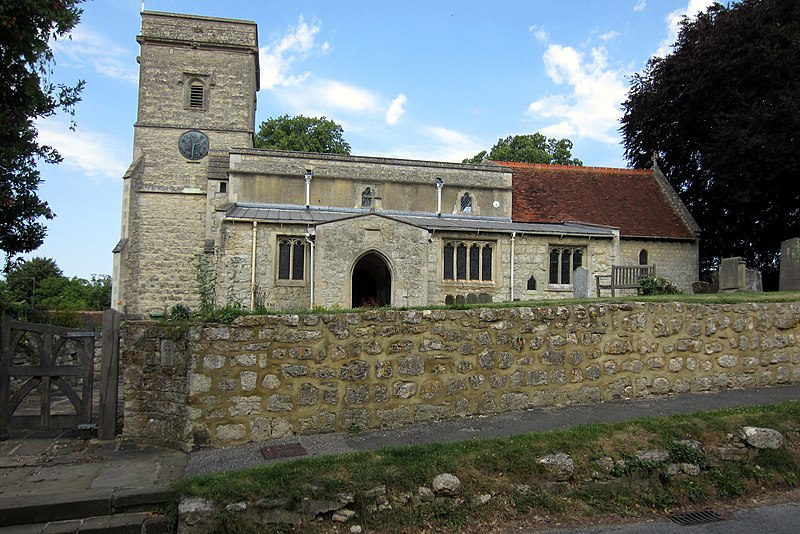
[497, 161, 651, 174]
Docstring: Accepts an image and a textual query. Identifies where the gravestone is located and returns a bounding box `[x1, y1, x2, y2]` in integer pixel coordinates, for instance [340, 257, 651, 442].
[445, 295, 454, 306]
[478, 293, 492, 304]
[746, 269, 763, 292]
[719, 257, 746, 292]
[572, 267, 589, 298]
[466, 293, 478, 304]
[779, 238, 800, 291]
[455, 294, 466, 305]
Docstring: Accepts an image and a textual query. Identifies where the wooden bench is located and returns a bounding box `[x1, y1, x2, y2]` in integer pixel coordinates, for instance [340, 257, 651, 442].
[595, 265, 655, 297]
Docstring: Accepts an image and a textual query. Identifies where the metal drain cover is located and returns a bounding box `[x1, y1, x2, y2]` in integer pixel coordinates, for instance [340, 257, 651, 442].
[261, 443, 308, 460]
[668, 509, 724, 525]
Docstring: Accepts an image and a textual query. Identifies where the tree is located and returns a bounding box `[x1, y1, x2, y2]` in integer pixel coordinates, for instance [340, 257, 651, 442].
[463, 134, 582, 166]
[0, 1, 86, 267]
[620, 0, 800, 287]
[254, 115, 351, 155]
[3, 256, 62, 305]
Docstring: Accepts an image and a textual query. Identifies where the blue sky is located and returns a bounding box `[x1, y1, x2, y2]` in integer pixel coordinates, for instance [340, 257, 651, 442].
[23, 0, 714, 279]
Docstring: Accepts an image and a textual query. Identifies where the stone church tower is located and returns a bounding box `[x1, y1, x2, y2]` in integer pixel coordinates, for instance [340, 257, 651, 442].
[112, 12, 259, 315]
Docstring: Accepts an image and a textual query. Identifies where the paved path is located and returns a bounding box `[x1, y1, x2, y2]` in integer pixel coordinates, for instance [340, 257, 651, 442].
[183, 383, 800, 477]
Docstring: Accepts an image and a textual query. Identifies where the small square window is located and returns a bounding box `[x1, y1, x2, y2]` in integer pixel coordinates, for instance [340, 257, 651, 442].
[219, 182, 227, 193]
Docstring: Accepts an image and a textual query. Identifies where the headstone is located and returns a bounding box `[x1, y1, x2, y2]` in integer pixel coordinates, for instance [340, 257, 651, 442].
[779, 238, 800, 291]
[455, 294, 465, 305]
[719, 257, 746, 292]
[444, 295, 454, 306]
[478, 293, 492, 304]
[466, 293, 478, 304]
[572, 267, 589, 298]
[745, 269, 762, 292]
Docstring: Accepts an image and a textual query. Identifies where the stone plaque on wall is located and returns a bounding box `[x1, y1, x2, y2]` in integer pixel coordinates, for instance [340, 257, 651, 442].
[779, 238, 800, 291]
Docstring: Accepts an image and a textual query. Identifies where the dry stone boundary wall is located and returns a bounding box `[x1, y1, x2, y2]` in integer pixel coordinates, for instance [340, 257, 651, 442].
[121, 302, 800, 450]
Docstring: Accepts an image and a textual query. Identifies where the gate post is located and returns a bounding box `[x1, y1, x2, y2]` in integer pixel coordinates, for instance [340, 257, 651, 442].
[98, 309, 121, 440]
[0, 316, 10, 440]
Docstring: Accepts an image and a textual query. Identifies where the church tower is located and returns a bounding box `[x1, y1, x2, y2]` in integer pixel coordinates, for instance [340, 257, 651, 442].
[112, 11, 259, 316]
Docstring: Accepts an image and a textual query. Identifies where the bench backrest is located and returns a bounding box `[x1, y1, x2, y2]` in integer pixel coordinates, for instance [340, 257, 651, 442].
[612, 264, 655, 285]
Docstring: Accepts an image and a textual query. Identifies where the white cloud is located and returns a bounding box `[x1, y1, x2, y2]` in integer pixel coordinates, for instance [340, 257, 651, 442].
[599, 30, 619, 42]
[634, 0, 647, 13]
[385, 94, 407, 125]
[383, 126, 483, 163]
[277, 78, 380, 116]
[529, 25, 549, 44]
[51, 26, 137, 83]
[259, 16, 328, 89]
[527, 44, 628, 144]
[656, 0, 715, 57]
[37, 120, 128, 181]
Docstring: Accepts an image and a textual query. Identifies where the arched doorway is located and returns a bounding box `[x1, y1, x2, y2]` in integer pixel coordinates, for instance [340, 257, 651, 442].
[352, 252, 391, 308]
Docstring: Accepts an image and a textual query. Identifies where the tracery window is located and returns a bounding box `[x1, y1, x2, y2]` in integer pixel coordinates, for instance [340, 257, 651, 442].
[548, 247, 584, 285]
[278, 237, 305, 280]
[443, 241, 493, 281]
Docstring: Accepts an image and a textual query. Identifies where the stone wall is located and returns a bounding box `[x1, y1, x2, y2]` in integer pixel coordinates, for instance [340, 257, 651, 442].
[619, 239, 699, 294]
[121, 301, 800, 450]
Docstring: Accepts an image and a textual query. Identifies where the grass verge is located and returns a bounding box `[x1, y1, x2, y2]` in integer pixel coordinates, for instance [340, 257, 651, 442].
[173, 401, 800, 532]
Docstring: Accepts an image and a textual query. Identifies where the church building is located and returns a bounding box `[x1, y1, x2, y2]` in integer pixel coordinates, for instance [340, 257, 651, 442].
[112, 11, 700, 318]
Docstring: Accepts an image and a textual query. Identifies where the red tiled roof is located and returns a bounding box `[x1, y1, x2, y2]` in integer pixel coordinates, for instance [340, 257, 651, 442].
[504, 162, 698, 239]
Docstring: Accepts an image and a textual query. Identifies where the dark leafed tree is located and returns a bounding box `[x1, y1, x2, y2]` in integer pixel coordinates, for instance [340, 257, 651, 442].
[0, 0, 86, 268]
[463, 133, 582, 166]
[620, 0, 800, 287]
[254, 115, 352, 155]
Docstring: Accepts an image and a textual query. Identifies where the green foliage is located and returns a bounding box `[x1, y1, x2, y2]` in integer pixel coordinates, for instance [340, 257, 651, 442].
[463, 133, 582, 165]
[0, 0, 86, 264]
[0, 257, 109, 320]
[167, 304, 192, 321]
[639, 275, 680, 295]
[620, 0, 800, 286]
[254, 115, 351, 155]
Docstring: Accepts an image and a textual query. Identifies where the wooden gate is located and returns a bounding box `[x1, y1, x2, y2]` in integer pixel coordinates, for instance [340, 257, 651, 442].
[0, 316, 98, 437]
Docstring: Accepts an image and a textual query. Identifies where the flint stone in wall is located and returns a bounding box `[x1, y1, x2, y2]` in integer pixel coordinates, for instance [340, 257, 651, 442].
[229, 396, 261, 416]
[298, 411, 335, 434]
[340, 361, 369, 381]
[585, 364, 601, 380]
[267, 395, 293, 412]
[375, 361, 393, 378]
[204, 354, 226, 369]
[282, 364, 308, 378]
[652, 377, 670, 394]
[491, 373, 508, 388]
[189, 373, 212, 394]
[527, 370, 548, 386]
[339, 409, 370, 430]
[202, 327, 229, 341]
[500, 392, 529, 411]
[605, 339, 633, 355]
[233, 354, 257, 366]
[297, 384, 319, 406]
[740, 427, 784, 449]
[415, 404, 450, 422]
[240, 371, 257, 391]
[261, 374, 280, 389]
[420, 380, 441, 399]
[550, 369, 567, 385]
[542, 350, 565, 365]
[476, 391, 498, 414]
[378, 405, 411, 427]
[398, 354, 424, 375]
[216, 423, 246, 442]
[394, 381, 417, 399]
[622, 359, 644, 373]
[312, 367, 335, 379]
[346, 384, 370, 405]
[607, 378, 633, 398]
[717, 355, 738, 368]
[374, 385, 389, 402]
[478, 350, 496, 369]
[217, 379, 237, 391]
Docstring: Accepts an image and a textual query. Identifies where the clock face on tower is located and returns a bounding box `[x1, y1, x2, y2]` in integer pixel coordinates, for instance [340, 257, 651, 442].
[178, 130, 209, 160]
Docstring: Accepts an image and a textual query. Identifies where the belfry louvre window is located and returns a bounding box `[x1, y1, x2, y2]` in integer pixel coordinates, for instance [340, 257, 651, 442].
[460, 193, 473, 213]
[189, 81, 204, 109]
[443, 241, 493, 281]
[548, 247, 584, 285]
[278, 237, 305, 280]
